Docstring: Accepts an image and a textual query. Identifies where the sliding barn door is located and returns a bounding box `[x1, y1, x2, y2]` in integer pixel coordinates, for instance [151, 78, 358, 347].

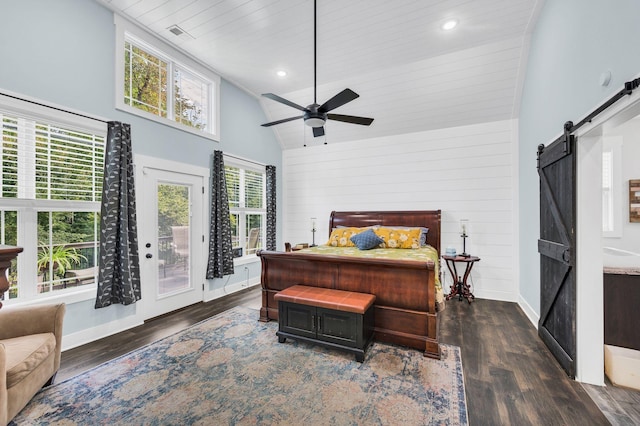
[537, 132, 576, 378]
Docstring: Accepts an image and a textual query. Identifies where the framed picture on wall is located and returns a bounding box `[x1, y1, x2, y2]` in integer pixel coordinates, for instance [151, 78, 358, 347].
[630, 179, 640, 223]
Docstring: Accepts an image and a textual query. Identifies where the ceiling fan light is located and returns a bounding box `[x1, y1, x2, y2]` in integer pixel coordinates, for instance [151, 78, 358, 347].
[305, 117, 326, 127]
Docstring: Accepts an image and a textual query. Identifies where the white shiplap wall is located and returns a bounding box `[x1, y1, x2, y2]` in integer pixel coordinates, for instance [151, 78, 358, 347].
[283, 119, 519, 302]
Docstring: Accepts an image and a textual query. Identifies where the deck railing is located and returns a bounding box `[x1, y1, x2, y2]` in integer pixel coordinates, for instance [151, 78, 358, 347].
[36, 236, 184, 293]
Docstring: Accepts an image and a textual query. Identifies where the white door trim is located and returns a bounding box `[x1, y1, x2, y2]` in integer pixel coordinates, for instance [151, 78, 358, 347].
[571, 79, 640, 385]
[134, 155, 209, 320]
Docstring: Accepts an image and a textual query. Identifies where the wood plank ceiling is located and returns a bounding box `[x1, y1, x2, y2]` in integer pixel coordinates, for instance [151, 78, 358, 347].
[99, 0, 543, 149]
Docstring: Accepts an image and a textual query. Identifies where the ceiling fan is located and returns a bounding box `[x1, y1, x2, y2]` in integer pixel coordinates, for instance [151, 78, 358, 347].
[260, 0, 374, 138]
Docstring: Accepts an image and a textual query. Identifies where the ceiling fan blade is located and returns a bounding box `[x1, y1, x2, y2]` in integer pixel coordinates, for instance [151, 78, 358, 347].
[262, 93, 307, 112]
[327, 114, 374, 126]
[319, 88, 359, 113]
[312, 126, 325, 137]
[261, 116, 304, 127]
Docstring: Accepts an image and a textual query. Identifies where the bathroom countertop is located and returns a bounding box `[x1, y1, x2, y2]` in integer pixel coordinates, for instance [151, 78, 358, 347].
[604, 266, 640, 275]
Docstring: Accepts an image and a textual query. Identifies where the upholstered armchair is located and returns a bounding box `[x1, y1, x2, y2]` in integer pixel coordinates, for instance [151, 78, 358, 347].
[0, 303, 65, 425]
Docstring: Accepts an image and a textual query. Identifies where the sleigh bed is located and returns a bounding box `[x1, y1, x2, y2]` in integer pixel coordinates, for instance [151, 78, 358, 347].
[258, 210, 443, 359]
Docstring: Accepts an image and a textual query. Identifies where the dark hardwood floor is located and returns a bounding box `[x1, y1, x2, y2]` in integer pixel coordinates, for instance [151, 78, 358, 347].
[440, 298, 610, 425]
[58, 286, 263, 382]
[59, 287, 623, 425]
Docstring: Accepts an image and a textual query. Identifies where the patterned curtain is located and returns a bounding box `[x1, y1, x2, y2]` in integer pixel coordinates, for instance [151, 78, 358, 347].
[206, 150, 234, 278]
[266, 165, 276, 251]
[95, 122, 141, 308]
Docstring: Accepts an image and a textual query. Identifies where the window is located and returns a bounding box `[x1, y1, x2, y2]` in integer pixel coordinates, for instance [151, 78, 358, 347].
[225, 158, 266, 259]
[116, 15, 220, 140]
[124, 41, 168, 118]
[602, 150, 613, 232]
[0, 211, 18, 299]
[0, 97, 105, 303]
[602, 137, 622, 237]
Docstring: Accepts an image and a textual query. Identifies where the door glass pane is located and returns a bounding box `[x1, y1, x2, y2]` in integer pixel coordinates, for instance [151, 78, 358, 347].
[157, 183, 190, 296]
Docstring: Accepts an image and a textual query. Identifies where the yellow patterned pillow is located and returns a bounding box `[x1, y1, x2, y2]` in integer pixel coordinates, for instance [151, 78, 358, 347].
[326, 227, 364, 247]
[374, 227, 422, 249]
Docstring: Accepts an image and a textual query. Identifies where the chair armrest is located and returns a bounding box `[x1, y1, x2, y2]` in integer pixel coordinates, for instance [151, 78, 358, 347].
[0, 303, 66, 341]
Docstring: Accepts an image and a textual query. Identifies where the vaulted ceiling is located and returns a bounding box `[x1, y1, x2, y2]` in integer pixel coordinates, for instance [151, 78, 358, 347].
[99, 0, 543, 149]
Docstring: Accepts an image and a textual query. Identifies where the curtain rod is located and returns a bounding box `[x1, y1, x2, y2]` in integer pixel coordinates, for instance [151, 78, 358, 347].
[0, 91, 110, 124]
[223, 152, 267, 167]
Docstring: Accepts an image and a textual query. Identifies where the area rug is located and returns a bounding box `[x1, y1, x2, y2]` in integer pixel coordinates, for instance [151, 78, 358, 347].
[11, 306, 468, 425]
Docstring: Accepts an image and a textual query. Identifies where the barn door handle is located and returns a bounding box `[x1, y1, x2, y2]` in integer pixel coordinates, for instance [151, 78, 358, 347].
[562, 249, 571, 263]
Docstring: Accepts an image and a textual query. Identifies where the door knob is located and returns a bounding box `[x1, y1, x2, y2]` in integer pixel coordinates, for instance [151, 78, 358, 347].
[146, 253, 153, 259]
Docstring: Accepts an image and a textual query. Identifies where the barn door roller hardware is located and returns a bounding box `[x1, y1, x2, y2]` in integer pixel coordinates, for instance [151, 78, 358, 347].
[544, 77, 640, 153]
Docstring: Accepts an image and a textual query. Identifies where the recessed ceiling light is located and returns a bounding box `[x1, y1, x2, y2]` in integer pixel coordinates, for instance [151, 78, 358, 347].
[442, 19, 458, 31]
[276, 70, 287, 77]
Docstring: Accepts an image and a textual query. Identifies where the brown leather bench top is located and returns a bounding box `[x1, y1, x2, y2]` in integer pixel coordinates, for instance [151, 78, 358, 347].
[274, 285, 376, 314]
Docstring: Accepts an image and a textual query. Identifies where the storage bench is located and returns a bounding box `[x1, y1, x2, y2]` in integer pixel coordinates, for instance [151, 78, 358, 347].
[274, 285, 375, 362]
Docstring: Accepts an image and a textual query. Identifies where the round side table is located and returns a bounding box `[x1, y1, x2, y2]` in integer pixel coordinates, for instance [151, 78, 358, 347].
[442, 254, 480, 303]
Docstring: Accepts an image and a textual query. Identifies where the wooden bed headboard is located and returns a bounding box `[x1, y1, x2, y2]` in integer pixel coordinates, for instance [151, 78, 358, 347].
[329, 210, 442, 254]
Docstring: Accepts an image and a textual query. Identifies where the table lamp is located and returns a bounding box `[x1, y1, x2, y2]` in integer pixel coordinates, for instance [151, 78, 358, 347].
[460, 219, 470, 257]
[310, 217, 317, 247]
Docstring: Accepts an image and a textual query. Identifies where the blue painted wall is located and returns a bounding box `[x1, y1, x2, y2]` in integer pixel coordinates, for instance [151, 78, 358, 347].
[0, 0, 281, 336]
[518, 0, 640, 313]
[10, 0, 640, 339]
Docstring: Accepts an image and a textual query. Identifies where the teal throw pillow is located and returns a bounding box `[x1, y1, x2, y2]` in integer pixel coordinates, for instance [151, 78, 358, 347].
[350, 229, 384, 250]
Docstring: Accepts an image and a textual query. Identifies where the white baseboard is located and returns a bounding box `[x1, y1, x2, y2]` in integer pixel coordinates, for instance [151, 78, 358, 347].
[473, 289, 518, 302]
[206, 278, 261, 302]
[62, 280, 261, 352]
[518, 294, 539, 329]
[62, 316, 143, 352]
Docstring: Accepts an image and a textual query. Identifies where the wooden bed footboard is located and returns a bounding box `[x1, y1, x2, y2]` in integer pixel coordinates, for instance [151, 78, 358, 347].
[260, 210, 442, 359]
[258, 250, 441, 359]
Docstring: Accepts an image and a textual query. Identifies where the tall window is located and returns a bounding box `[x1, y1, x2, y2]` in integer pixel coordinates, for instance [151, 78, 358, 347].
[0, 102, 105, 303]
[225, 160, 266, 258]
[602, 137, 622, 238]
[116, 15, 219, 140]
[602, 150, 613, 232]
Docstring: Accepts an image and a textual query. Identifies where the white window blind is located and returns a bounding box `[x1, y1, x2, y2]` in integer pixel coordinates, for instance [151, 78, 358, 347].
[224, 160, 266, 258]
[1, 102, 105, 302]
[245, 170, 264, 209]
[1, 114, 104, 202]
[226, 166, 240, 208]
[0, 116, 18, 198]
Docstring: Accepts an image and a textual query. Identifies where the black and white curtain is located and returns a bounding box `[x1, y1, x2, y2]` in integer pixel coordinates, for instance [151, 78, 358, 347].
[206, 150, 234, 278]
[266, 165, 276, 251]
[95, 121, 141, 308]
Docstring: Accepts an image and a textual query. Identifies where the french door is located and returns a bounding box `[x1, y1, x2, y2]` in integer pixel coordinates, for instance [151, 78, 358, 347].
[135, 156, 207, 320]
